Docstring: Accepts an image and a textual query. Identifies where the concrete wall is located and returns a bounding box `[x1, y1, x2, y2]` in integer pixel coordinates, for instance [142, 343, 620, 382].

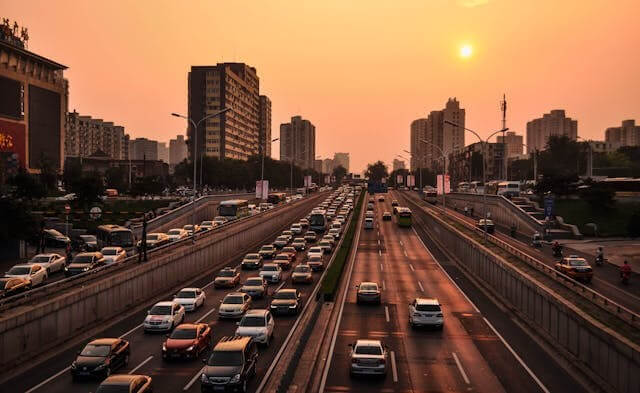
[0, 194, 322, 373]
[413, 203, 639, 393]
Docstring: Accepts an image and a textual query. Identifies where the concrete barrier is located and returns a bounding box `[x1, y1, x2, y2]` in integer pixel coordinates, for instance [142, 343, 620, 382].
[0, 193, 324, 376]
[407, 196, 640, 393]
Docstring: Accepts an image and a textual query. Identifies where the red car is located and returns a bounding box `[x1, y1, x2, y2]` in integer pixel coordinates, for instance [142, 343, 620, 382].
[162, 323, 212, 360]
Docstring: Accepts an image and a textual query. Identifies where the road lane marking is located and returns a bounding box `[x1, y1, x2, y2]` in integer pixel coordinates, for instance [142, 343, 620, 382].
[385, 306, 390, 322]
[129, 355, 153, 374]
[409, 263, 415, 272]
[390, 350, 398, 382]
[195, 307, 217, 324]
[24, 367, 71, 393]
[452, 352, 470, 384]
[119, 323, 143, 338]
[184, 366, 206, 391]
[418, 281, 424, 292]
[380, 263, 384, 272]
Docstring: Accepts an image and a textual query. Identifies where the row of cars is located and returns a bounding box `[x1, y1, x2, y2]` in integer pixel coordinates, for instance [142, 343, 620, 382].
[67, 186, 357, 393]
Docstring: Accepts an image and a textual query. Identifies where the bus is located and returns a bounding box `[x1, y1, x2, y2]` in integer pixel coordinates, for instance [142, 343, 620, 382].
[424, 190, 438, 204]
[96, 225, 136, 254]
[396, 207, 412, 228]
[309, 211, 328, 234]
[497, 181, 521, 198]
[218, 199, 250, 221]
[267, 193, 287, 204]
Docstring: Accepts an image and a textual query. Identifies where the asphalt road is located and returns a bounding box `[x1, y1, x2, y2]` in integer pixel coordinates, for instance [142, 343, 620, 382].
[3, 198, 344, 393]
[322, 191, 585, 393]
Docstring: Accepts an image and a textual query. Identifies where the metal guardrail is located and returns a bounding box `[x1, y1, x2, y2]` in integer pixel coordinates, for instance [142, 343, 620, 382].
[403, 192, 640, 329]
[0, 194, 317, 310]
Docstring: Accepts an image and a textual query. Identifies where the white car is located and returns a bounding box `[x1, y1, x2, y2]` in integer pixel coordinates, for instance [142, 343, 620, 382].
[5, 264, 48, 287]
[173, 287, 206, 312]
[218, 292, 252, 319]
[349, 339, 388, 376]
[308, 246, 324, 259]
[100, 247, 127, 264]
[259, 263, 283, 283]
[167, 228, 188, 242]
[143, 301, 185, 332]
[235, 309, 275, 346]
[28, 253, 66, 274]
[409, 298, 444, 329]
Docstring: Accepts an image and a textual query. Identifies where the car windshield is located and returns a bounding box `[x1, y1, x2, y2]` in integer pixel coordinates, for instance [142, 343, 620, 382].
[219, 270, 236, 277]
[355, 345, 382, 355]
[416, 304, 441, 312]
[170, 328, 197, 339]
[274, 291, 296, 300]
[147, 234, 159, 241]
[102, 249, 118, 255]
[150, 305, 172, 315]
[223, 296, 244, 304]
[72, 255, 93, 263]
[176, 291, 196, 298]
[245, 254, 259, 260]
[207, 350, 243, 366]
[80, 235, 96, 242]
[295, 266, 310, 273]
[80, 344, 110, 357]
[240, 316, 265, 327]
[30, 256, 51, 263]
[569, 259, 588, 266]
[245, 278, 263, 286]
[7, 267, 30, 275]
[360, 284, 377, 291]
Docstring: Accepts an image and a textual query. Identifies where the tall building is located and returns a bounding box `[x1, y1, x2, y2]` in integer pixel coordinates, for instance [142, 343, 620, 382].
[258, 95, 272, 157]
[333, 152, 350, 172]
[322, 158, 334, 174]
[496, 131, 524, 158]
[393, 159, 405, 171]
[65, 111, 127, 160]
[188, 63, 260, 161]
[410, 98, 465, 171]
[605, 120, 640, 147]
[0, 23, 68, 172]
[129, 138, 158, 161]
[279, 115, 315, 169]
[169, 135, 188, 166]
[157, 142, 169, 163]
[526, 110, 577, 152]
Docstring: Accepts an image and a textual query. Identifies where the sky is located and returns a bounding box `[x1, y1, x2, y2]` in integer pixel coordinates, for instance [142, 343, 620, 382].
[3, 0, 639, 173]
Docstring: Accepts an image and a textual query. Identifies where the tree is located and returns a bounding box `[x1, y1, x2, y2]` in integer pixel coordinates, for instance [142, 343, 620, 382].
[365, 161, 388, 183]
[332, 165, 347, 184]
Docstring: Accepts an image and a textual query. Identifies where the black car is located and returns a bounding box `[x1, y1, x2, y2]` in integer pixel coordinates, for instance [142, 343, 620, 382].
[64, 252, 106, 277]
[201, 336, 257, 393]
[71, 338, 130, 380]
[43, 228, 71, 248]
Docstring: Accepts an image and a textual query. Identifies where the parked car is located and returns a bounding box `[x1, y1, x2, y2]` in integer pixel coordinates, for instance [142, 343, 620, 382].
[240, 276, 267, 298]
[270, 288, 301, 315]
[162, 323, 212, 360]
[291, 264, 313, 284]
[28, 253, 66, 274]
[214, 266, 241, 288]
[100, 247, 127, 264]
[218, 292, 252, 319]
[0, 277, 30, 297]
[241, 253, 263, 270]
[408, 298, 444, 329]
[64, 252, 106, 277]
[96, 375, 152, 393]
[173, 287, 206, 311]
[200, 336, 257, 393]
[235, 309, 275, 346]
[258, 244, 277, 259]
[143, 301, 185, 332]
[349, 339, 388, 377]
[43, 228, 70, 248]
[356, 282, 381, 304]
[259, 263, 282, 283]
[71, 338, 130, 380]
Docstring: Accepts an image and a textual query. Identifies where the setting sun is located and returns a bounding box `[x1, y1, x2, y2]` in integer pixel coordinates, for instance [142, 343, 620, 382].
[460, 44, 473, 58]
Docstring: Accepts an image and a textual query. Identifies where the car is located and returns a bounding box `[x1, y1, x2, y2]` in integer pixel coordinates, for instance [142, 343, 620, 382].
[167, 228, 189, 242]
[291, 264, 313, 284]
[555, 255, 594, 283]
[214, 266, 241, 288]
[308, 246, 324, 259]
[240, 276, 267, 298]
[274, 253, 293, 270]
[273, 235, 290, 249]
[477, 219, 495, 234]
[5, 264, 47, 286]
[241, 253, 263, 270]
[173, 287, 206, 311]
[74, 234, 99, 251]
[318, 240, 333, 254]
[0, 277, 30, 297]
[28, 253, 66, 274]
[328, 228, 341, 240]
[71, 338, 130, 380]
[43, 228, 71, 248]
[183, 224, 201, 236]
[96, 375, 152, 393]
[64, 252, 106, 277]
[258, 244, 277, 259]
[290, 223, 303, 235]
[303, 231, 317, 243]
[162, 323, 212, 360]
[218, 292, 252, 319]
[200, 336, 257, 393]
[391, 200, 399, 207]
[349, 339, 388, 377]
[291, 237, 306, 251]
[280, 246, 298, 261]
[307, 254, 324, 271]
[100, 247, 127, 264]
[200, 220, 216, 231]
[382, 212, 392, 221]
[299, 218, 309, 230]
[270, 288, 301, 315]
[213, 216, 228, 226]
[138, 232, 170, 249]
[364, 217, 374, 230]
[356, 282, 381, 304]
[259, 263, 283, 283]
[409, 298, 444, 329]
[143, 301, 185, 332]
[235, 309, 275, 346]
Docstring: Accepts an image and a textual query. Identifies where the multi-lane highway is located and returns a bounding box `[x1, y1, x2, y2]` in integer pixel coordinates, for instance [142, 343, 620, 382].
[321, 191, 586, 393]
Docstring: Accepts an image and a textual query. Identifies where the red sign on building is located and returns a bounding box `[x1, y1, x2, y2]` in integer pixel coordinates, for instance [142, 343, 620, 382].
[0, 119, 26, 168]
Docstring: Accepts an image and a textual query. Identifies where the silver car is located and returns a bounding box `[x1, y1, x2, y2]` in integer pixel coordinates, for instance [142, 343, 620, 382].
[349, 339, 388, 377]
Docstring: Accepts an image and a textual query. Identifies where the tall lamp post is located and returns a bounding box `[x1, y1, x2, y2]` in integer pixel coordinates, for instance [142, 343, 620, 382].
[171, 107, 231, 240]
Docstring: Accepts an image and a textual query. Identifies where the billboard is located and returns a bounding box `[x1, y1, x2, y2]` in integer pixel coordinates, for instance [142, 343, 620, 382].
[436, 174, 451, 195]
[256, 180, 269, 199]
[0, 119, 26, 168]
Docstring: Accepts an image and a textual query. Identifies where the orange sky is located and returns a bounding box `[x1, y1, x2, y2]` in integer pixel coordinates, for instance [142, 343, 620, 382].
[3, 0, 639, 173]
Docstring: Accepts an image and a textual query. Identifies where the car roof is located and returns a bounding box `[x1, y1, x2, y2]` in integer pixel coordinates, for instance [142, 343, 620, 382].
[89, 338, 120, 345]
[415, 297, 440, 305]
[355, 339, 382, 347]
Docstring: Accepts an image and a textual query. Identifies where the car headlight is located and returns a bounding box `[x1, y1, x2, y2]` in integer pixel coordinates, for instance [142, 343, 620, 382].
[186, 345, 195, 351]
[230, 373, 241, 383]
[201, 373, 208, 383]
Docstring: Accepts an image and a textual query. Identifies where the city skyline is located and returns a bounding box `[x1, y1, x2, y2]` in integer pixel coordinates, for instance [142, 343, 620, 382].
[3, 0, 639, 172]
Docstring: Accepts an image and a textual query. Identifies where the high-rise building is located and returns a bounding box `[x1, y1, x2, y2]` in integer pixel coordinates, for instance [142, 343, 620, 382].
[188, 63, 260, 161]
[279, 115, 315, 169]
[157, 142, 169, 163]
[605, 120, 640, 147]
[0, 25, 68, 172]
[322, 158, 334, 174]
[65, 111, 127, 160]
[129, 138, 158, 161]
[496, 131, 524, 158]
[333, 152, 350, 173]
[393, 159, 405, 171]
[259, 95, 272, 158]
[526, 110, 577, 153]
[169, 135, 188, 166]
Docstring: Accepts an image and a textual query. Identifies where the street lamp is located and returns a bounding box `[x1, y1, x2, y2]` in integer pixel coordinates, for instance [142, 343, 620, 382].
[445, 120, 508, 241]
[171, 107, 231, 239]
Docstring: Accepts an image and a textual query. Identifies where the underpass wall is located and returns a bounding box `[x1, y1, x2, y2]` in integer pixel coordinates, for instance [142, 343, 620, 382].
[412, 201, 639, 393]
[0, 194, 321, 374]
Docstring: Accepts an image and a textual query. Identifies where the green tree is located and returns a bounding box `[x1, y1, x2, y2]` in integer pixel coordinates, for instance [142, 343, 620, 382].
[332, 165, 347, 184]
[365, 161, 388, 183]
